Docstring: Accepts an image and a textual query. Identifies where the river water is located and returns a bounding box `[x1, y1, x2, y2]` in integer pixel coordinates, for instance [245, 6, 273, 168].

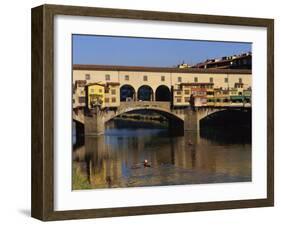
[72, 119, 251, 190]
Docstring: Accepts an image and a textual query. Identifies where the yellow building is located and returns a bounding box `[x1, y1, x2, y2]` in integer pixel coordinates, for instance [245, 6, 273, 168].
[73, 80, 87, 108]
[173, 83, 194, 106]
[86, 83, 106, 109]
[213, 89, 230, 107]
[174, 83, 214, 107]
[234, 82, 244, 95]
[85, 82, 121, 109]
[104, 82, 121, 108]
[206, 86, 215, 107]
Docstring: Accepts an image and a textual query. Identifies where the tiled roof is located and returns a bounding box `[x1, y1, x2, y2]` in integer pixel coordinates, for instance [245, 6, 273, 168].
[73, 64, 251, 74]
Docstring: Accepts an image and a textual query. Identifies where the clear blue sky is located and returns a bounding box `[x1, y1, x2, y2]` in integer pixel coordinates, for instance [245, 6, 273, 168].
[72, 34, 251, 67]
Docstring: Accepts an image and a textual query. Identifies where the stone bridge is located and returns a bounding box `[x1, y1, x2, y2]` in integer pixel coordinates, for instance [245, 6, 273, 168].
[103, 101, 184, 122]
[73, 101, 250, 136]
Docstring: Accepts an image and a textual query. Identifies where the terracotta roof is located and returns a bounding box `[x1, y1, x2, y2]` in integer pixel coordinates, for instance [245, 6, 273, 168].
[73, 64, 251, 74]
[191, 87, 207, 91]
[194, 54, 251, 67]
[85, 82, 106, 87]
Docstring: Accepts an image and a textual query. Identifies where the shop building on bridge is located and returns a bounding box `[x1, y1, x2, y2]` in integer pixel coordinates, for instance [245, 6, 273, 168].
[72, 64, 252, 109]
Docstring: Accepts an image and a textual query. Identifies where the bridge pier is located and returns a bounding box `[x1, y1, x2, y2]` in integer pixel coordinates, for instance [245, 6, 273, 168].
[184, 108, 200, 131]
[183, 107, 213, 131]
[84, 107, 105, 136]
[185, 107, 226, 131]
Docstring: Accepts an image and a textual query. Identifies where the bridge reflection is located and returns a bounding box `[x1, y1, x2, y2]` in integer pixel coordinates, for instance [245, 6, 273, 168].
[72, 125, 251, 189]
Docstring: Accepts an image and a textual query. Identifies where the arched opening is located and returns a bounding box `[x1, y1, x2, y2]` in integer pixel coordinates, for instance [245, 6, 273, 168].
[137, 85, 153, 101]
[199, 109, 252, 143]
[155, 85, 171, 101]
[200, 109, 251, 128]
[120, 85, 135, 102]
[105, 108, 184, 136]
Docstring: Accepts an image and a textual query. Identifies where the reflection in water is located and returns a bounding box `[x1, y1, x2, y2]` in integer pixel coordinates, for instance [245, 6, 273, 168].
[72, 120, 251, 190]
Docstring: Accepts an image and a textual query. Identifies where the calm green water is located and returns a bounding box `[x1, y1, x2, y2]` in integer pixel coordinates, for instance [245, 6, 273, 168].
[72, 120, 251, 190]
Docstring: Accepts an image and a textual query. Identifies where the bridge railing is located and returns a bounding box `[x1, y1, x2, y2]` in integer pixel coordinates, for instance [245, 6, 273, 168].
[119, 101, 171, 111]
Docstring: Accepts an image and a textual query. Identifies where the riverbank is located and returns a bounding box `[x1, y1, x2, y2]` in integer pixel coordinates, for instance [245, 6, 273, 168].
[72, 163, 91, 190]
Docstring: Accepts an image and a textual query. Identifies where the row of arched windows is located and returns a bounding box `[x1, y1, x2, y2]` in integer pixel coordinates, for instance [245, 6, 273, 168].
[120, 85, 171, 102]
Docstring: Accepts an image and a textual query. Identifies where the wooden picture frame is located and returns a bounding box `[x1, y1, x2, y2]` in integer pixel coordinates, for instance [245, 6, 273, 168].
[31, 4, 274, 221]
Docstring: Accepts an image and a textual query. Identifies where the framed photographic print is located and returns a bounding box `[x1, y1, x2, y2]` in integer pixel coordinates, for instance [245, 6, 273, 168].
[31, 4, 274, 221]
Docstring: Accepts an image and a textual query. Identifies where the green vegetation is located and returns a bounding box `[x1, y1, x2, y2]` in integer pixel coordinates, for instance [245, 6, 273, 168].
[72, 164, 92, 190]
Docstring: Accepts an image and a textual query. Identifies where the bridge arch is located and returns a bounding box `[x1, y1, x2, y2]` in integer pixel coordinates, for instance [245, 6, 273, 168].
[137, 85, 154, 101]
[155, 85, 171, 101]
[105, 106, 184, 135]
[120, 84, 136, 102]
[105, 106, 184, 122]
[199, 109, 251, 129]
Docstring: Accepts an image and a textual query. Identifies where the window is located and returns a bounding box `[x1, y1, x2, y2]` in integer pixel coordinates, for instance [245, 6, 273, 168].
[184, 90, 190, 95]
[224, 77, 228, 83]
[99, 89, 102, 93]
[176, 91, 181, 95]
[209, 77, 213, 83]
[111, 89, 116, 95]
[112, 97, 116, 103]
[78, 97, 85, 103]
[85, 74, 90, 80]
[105, 74, 110, 81]
[194, 77, 198, 82]
[184, 97, 189, 102]
[105, 98, 109, 103]
[143, 75, 148, 81]
[178, 77, 182, 82]
[176, 98, 181, 103]
[77, 80, 87, 87]
[161, 76, 165, 81]
[239, 78, 243, 83]
[125, 75, 129, 81]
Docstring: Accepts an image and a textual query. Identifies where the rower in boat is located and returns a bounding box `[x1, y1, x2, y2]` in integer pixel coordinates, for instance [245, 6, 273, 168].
[143, 159, 151, 167]
[131, 159, 152, 169]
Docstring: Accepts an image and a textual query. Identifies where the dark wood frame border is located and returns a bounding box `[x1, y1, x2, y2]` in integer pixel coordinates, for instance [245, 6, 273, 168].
[31, 4, 274, 221]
